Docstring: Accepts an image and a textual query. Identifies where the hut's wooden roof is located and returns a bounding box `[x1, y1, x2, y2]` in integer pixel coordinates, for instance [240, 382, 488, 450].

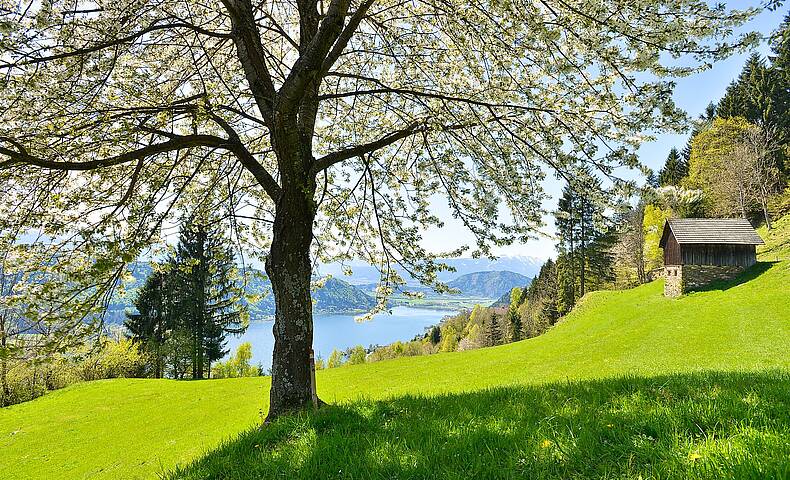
[659, 218, 765, 248]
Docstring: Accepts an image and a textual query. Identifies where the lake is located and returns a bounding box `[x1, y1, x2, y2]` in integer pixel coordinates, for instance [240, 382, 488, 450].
[225, 306, 457, 369]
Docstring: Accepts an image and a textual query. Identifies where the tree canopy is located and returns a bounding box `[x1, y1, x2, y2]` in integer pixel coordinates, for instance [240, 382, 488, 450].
[0, 0, 766, 418]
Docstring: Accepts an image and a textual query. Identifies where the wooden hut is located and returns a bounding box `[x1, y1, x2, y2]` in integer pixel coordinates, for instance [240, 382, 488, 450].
[659, 218, 764, 297]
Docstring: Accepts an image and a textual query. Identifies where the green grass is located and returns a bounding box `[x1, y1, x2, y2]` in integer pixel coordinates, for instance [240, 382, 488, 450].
[169, 372, 790, 480]
[2, 224, 789, 479]
[758, 214, 790, 262]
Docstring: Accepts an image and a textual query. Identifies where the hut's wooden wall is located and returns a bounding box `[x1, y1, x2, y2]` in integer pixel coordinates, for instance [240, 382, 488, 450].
[680, 244, 756, 267]
[663, 234, 682, 265]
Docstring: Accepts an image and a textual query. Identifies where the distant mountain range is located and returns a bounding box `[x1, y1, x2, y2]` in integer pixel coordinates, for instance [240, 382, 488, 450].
[106, 259, 543, 322]
[317, 256, 544, 285]
[106, 263, 376, 323]
[448, 271, 531, 298]
[247, 277, 376, 318]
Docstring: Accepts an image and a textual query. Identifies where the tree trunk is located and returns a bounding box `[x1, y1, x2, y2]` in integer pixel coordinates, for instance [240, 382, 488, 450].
[196, 239, 206, 380]
[761, 193, 772, 230]
[265, 185, 317, 421]
[580, 201, 586, 297]
[0, 320, 8, 406]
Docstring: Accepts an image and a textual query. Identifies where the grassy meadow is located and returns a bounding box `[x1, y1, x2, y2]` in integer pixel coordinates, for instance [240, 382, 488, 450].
[2, 257, 789, 479]
[170, 371, 790, 480]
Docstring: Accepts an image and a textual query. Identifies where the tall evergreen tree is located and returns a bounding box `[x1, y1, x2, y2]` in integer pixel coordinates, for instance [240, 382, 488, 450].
[555, 173, 613, 299]
[429, 326, 441, 345]
[658, 148, 687, 186]
[485, 312, 502, 347]
[718, 54, 770, 122]
[506, 306, 522, 343]
[526, 258, 560, 324]
[125, 269, 174, 378]
[554, 255, 575, 316]
[555, 185, 579, 300]
[769, 13, 790, 162]
[174, 216, 248, 379]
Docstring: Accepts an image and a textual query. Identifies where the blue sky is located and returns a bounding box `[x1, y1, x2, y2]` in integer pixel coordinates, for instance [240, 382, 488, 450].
[421, 2, 788, 260]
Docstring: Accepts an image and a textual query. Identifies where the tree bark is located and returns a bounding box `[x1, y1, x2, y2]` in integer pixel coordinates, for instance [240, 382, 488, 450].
[761, 192, 772, 230]
[265, 183, 317, 421]
[0, 319, 9, 406]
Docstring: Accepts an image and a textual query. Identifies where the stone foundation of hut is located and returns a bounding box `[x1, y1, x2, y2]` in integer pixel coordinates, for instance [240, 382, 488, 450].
[664, 264, 746, 297]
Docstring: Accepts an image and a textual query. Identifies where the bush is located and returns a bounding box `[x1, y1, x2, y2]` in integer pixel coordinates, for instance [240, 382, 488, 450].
[76, 338, 148, 381]
[346, 346, 366, 365]
[211, 343, 259, 379]
[326, 349, 344, 368]
[1, 335, 148, 407]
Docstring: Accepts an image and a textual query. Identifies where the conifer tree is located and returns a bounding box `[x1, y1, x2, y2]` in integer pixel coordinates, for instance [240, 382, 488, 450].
[506, 307, 522, 343]
[555, 173, 613, 299]
[769, 13, 790, 155]
[486, 313, 502, 347]
[526, 258, 560, 325]
[125, 269, 174, 378]
[718, 54, 776, 124]
[658, 148, 687, 186]
[429, 326, 441, 345]
[506, 288, 524, 343]
[173, 216, 248, 379]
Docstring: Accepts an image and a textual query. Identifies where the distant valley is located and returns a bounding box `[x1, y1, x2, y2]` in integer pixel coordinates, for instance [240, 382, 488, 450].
[316, 256, 543, 285]
[107, 261, 540, 322]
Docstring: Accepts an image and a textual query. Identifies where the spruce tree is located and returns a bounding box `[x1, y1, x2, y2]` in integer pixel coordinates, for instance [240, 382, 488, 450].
[506, 307, 522, 343]
[770, 13, 790, 157]
[658, 148, 687, 186]
[173, 215, 248, 380]
[429, 326, 441, 345]
[486, 313, 502, 347]
[555, 173, 613, 299]
[526, 258, 561, 326]
[718, 54, 779, 127]
[126, 269, 173, 378]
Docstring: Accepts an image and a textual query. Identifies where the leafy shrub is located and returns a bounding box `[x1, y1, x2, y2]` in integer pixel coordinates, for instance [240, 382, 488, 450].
[212, 343, 260, 379]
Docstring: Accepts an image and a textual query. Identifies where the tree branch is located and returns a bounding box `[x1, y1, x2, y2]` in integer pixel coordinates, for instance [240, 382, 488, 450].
[221, 0, 277, 122]
[205, 110, 282, 200]
[0, 135, 229, 171]
[320, 0, 376, 74]
[311, 121, 425, 174]
[279, 0, 351, 109]
[318, 87, 554, 112]
[1, 21, 231, 69]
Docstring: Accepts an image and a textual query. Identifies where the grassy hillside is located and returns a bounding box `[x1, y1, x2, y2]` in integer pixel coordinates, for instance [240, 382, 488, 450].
[2, 226, 789, 479]
[757, 214, 790, 261]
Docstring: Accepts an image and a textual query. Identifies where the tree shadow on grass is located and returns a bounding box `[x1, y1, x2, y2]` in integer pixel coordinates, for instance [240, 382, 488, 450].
[166, 371, 790, 480]
[689, 261, 777, 293]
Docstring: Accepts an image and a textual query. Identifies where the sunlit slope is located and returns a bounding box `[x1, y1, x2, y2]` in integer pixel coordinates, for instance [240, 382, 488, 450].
[1, 260, 788, 479]
[317, 261, 790, 402]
